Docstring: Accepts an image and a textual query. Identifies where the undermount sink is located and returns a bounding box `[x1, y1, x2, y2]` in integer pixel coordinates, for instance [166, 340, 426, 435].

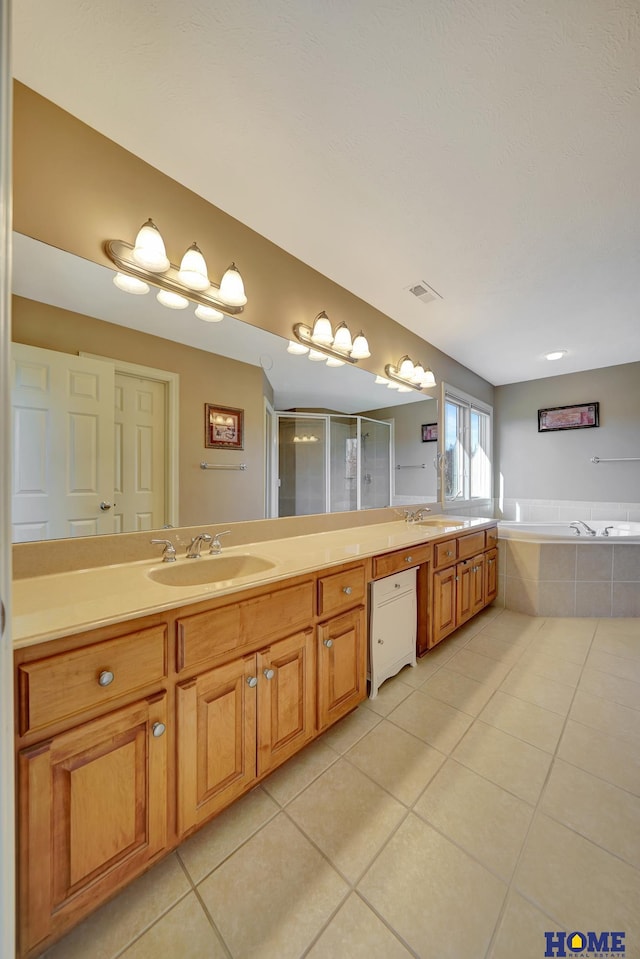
[148, 554, 276, 587]
[415, 519, 466, 528]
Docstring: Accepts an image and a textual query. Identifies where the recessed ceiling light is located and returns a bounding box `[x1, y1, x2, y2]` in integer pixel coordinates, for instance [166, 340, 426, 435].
[544, 350, 567, 361]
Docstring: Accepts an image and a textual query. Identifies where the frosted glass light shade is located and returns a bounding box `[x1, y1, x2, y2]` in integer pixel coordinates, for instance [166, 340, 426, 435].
[308, 349, 326, 361]
[113, 272, 150, 295]
[157, 289, 189, 309]
[375, 375, 390, 385]
[397, 385, 414, 393]
[132, 219, 170, 272]
[399, 356, 414, 378]
[420, 369, 436, 388]
[350, 333, 371, 359]
[178, 243, 210, 291]
[219, 263, 247, 306]
[195, 304, 224, 322]
[411, 363, 425, 383]
[332, 322, 353, 353]
[311, 312, 334, 346]
[326, 356, 345, 367]
[287, 340, 309, 355]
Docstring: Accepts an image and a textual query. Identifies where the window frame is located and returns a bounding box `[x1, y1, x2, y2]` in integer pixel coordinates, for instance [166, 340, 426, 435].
[439, 383, 493, 510]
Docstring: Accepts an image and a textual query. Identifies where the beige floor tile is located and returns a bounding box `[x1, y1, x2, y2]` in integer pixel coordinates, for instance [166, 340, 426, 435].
[592, 628, 640, 662]
[570, 689, 640, 747]
[479, 690, 564, 753]
[118, 893, 226, 959]
[319, 704, 381, 754]
[558, 719, 640, 796]
[388, 689, 473, 753]
[262, 739, 339, 806]
[358, 814, 506, 959]
[346, 719, 446, 805]
[178, 786, 279, 883]
[464, 632, 526, 664]
[525, 636, 590, 666]
[42, 854, 191, 959]
[579, 665, 640, 711]
[515, 815, 640, 942]
[516, 648, 583, 686]
[452, 722, 552, 804]
[488, 892, 565, 959]
[445, 648, 512, 688]
[197, 813, 348, 959]
[306, 893, 412, 959]
[398, 654, 445, 687]
[414, 760, 533, 880]
[363, 675, 414, 716]
[587, 647, 640, 684]
[286, 759, 406, 881]
[541, 759, 640, 869]
[500, 666, 575, 715]
[421, 666, 496, 716]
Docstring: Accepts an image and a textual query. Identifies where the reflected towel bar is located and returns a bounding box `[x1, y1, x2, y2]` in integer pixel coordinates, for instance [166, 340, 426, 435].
[396, 464, 426, 470]
[591, 456, 640, 464]
[200, 462, 248, 470]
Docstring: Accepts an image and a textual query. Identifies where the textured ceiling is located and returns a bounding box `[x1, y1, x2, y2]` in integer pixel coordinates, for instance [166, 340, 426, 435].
[11, 0, 640, 386]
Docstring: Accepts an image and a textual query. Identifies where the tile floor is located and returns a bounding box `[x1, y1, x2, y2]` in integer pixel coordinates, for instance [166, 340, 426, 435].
[42, 608, 640, 959]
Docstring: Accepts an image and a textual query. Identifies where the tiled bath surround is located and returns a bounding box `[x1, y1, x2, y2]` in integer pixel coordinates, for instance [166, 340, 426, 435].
[497, 498, 640, 524]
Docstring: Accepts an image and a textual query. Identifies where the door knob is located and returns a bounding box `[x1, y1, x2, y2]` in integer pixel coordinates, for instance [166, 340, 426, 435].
[247, 676, 258, 688]
[263, 668, 275, 680]
[323, 638, 334, 648]
[152, 722, 166, 738]
[99, 501, 113, 511]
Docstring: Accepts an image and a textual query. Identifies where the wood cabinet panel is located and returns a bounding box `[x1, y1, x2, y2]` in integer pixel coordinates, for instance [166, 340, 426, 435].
[432, 567, 457, 645]
[241, 580, 315, 647]
[484, 548, 498, 604]
[317, 607, 366, 730]
[372, 544, 431, 579]
[433, 539, 457, 569]
[457, 531, 486, 560]
[485, 527, 499, 549]
[18, 694, 167, 956]
[317, 565, 366, 617]
[17, 625, 167, 735]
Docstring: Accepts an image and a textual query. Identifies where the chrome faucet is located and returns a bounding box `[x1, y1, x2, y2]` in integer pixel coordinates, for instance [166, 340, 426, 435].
[186, 532, 213, 558]
[150, 538, 177, 562]
[404, 507, 432, 523]
[210, 530, 231, 554]
[570, 520, 596, 536]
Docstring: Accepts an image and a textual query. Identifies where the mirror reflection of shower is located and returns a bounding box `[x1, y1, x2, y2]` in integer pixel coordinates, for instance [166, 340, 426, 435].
[276, 413, 391, 516]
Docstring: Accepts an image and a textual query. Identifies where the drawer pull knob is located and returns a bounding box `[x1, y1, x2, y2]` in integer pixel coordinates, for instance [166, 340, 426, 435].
[263, 668, 275, 680]
[152, 722, 166, 738]
[404, 556, 412, 563]
[342, 586, 353, 595]
[247, 676, 258, 688]
[98, 670, 115, 687]
[394, 583, 401, 589]
[446, 550, 453, 557]
[323, 638, 334, 648]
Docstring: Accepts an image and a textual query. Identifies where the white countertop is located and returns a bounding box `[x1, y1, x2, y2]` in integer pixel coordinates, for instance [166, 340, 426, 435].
[12, 516, 495, 649]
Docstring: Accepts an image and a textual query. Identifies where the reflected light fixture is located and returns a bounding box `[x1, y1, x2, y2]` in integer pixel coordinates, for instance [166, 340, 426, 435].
[383, 354, 436, 392]
[106, 219, 247, 321]
[290, 311, 371, 365]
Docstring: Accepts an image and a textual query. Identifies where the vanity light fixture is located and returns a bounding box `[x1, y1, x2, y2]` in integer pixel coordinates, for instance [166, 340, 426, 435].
[105, 219, 247, 320]
[383, 354, 436, 392]
[290, 312, 371, 366]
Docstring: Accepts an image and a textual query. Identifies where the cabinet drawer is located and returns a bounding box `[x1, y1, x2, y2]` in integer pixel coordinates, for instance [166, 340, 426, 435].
[373, 544, 431, 579]
[433, 539, 458, 569]
[485, 526, 498, 548]
[457, 531, 486, 560]
[317, 565, 366, 617]
[17, 624, 167, 734]
[371, 567, 417, 603]
[177, 579, 315, 672]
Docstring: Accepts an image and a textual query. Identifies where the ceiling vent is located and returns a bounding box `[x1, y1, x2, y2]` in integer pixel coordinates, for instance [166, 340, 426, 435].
[406, 281, 442, 305]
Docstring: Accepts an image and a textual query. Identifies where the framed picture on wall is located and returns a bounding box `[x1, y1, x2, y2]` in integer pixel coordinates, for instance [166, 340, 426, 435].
[421, 422, 438, 442]
[538, 402, 599, 432]
[205, 403, 244, 449]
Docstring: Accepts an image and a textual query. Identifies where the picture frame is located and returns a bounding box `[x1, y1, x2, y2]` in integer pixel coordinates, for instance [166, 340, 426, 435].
[537, 402, 599, 433]
[205, 403, 244, 449]
[421, 422, 438, 443]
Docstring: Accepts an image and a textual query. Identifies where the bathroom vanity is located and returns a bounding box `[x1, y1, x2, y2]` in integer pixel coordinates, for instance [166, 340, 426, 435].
[12, 516, 497, 957]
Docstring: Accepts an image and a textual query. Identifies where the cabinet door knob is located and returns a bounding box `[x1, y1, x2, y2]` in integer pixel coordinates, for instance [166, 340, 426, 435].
[247, 676, 258, 688]
[404, 556, 412, 563]
[152, 722, 166, 738]
[323, 638, 334, 648]
[446, 550, 453, 557]
[263, 668, 275, 680]
[342, 586, 352, 595]
[98, 670, 114, 687]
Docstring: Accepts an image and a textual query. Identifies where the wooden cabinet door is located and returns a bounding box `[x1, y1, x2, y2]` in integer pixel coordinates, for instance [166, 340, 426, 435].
[257, 629, 315, 776]
[431, 567, 457, 646]
[456, 560, 475, 626]
[470, 553, 486, 617]
[176, 656, 257, 835]
[18, 694, 167, 956]
[484, 548, 498, 605]
[317, 607, 366, 730]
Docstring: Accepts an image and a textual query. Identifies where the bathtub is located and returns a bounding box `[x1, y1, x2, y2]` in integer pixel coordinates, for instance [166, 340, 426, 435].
[498, 520, 640, 543]
[496, 521, 640, 617]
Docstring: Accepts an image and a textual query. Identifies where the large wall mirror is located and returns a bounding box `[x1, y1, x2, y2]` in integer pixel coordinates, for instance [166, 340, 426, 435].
[11, 233, 438, 543]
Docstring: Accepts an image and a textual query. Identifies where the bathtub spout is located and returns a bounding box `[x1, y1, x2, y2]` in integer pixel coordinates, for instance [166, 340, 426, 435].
[572, 520, 596, 536]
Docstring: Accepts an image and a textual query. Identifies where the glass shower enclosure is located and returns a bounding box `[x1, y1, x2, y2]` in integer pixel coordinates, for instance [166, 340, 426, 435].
[275, 413, 392, 517]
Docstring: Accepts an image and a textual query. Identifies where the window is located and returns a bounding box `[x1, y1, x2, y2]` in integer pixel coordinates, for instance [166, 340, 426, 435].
[442, 386, 492, 504]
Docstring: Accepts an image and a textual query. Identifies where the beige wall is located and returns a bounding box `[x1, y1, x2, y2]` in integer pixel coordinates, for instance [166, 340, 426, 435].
[494, 362, 640, 504]
[12, 296, 267, 525]
[12, 82, 494, 408]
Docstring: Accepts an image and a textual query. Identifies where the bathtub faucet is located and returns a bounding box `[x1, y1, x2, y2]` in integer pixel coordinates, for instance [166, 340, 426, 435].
[570, 520, 596, 536]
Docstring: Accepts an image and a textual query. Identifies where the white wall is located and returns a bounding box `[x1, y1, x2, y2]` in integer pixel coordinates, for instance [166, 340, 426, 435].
[495, 362, 640, 504]
[365, 397, 438, 500]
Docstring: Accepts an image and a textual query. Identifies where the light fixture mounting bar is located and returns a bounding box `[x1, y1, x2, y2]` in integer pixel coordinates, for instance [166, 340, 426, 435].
[293, 322, 359, 364]
[105, 239, 245, 315]
[384, 364, 427, 392]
